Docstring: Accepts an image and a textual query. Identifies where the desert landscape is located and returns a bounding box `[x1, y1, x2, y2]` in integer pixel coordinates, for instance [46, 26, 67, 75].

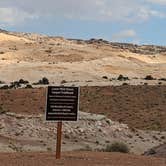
[0, 29, 166, 165]
[0, 29, 166, 85]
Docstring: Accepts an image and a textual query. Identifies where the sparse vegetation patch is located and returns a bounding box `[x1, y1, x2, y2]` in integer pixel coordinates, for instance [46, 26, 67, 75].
[144, 75, 155, 80]
[33, 77, 49, 85]
[103, 142, 129, 153]
[117, 75, 129, 81]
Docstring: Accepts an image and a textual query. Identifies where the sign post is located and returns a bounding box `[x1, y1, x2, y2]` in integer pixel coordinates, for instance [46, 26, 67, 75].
[46, 86, 79, 159]
[56, 122, 62, 159]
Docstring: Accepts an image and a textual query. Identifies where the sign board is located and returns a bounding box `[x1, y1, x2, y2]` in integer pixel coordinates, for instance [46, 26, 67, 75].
[46, 86, 79, 121]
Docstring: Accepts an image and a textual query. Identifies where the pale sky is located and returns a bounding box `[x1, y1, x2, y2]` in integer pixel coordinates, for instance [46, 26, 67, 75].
[0, 0, 166, 45]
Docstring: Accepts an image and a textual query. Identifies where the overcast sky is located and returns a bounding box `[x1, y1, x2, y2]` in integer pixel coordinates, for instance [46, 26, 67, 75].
[0, 0, 166, 45]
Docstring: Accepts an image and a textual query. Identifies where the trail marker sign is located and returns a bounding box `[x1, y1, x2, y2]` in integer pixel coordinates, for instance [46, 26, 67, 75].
[46, 86, 79, 159]
[46, 86, 79, 121]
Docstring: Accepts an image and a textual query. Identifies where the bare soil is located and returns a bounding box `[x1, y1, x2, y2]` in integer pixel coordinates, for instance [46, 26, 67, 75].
[0, 151, 165, 166]
[0, 85, 166, 131]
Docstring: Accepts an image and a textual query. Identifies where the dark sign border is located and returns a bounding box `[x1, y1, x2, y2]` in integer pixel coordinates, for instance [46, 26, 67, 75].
[45, 86, 79, 122]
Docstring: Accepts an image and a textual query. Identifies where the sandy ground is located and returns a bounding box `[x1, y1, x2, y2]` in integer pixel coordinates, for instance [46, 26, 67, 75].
[0, 151, 165, 166]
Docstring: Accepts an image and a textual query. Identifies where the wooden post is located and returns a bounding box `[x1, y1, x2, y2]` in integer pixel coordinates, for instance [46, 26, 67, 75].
[56, 122, 62, 159]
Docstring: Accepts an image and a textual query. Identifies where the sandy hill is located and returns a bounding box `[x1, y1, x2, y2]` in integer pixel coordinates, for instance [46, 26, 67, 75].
[0, 30, 166, 85]
[0, 33, 30, 43]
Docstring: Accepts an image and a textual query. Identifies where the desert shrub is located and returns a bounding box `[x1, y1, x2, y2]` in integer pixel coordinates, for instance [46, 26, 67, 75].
[110, 78, 116, 81]
[25, 84, 33, 89]
[40, 77, 49, 84]
[104, 142, 129, 153]
[0, 51, 4, 54]
[84, 145, 92, 151]
[148, 121, 161, 130]
[0, 80, 5, 84]
[61, 80, 67, 84]
[144, 75, 155, 80]
[33, 77, 49, 85]
[0, 85, 9, 89]
[9, 81, 21, 89]
[102, 76, 108, 79]
[158, 78, 166, 81]
[117, 75, 129, 81]
[78, 145, 92, 151]
[45, 49, 52, 53]
[0, 106, 6, 114]
[1, 58, 6, 60]
[122, 83, 128, 86]
[18, 79, 29, 84]
[47, 147, 52, 151]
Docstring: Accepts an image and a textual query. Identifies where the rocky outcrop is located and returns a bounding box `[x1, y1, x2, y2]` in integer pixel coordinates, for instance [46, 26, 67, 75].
[1, 28, 166, 55]
[69, 38, 166, 55]
[0, 29, 8, 33]
[110, 42, 166, 55]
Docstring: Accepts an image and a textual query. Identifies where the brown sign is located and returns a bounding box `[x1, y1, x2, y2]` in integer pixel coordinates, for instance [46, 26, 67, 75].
[46, 86, 79, 121]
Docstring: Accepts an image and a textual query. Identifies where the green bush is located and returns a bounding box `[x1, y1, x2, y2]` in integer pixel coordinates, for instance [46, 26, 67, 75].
[104, 142, 129, 153]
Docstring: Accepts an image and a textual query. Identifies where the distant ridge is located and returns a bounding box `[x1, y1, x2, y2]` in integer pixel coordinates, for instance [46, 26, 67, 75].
[69, 38, 166, 55]
[0, 29, 8, 33]
[1, 29, 166, 55]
